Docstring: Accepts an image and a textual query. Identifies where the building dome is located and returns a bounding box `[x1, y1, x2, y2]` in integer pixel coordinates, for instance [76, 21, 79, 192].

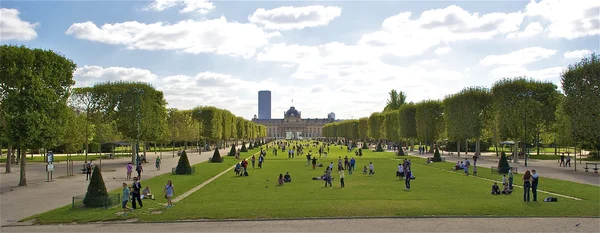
[284, 106, 301, 118]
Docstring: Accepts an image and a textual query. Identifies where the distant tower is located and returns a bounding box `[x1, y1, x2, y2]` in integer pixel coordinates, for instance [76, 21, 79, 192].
[327, 112, 336, 120]
[258, 90, 271, 119]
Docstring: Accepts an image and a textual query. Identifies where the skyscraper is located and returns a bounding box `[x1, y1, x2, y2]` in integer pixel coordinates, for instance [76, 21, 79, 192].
[258, 90, 271, 119]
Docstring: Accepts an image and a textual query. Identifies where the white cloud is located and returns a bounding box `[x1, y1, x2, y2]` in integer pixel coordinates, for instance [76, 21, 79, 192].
[489, 66, 564, 80]
[434, 46, 451, 55]
[480, 47, 557, 66]
[73, 65, 158, 87]
[358, 5, 525, 57]
[0, 8, 39, 41]
[525, 0, 600, 39]
[564, 49, 593, 59]
[507, 22, 544, 38]
[65, 16, 280, 58]
[145, 0, 215, 14]
[249, 5, 342, 30]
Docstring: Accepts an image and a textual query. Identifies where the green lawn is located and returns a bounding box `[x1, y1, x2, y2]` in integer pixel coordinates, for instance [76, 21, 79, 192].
[24, 142, 600, 224]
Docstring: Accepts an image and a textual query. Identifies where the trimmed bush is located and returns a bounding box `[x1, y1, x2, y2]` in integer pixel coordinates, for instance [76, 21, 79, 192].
[398, 146, 405, 156]
[83, 165, 111, 208]
[248, 142, 254, 150]
[228, 145, 236, 156]
[240, 143, 248, 152]
[210, 148, 223, 163]
[433, 148, 442, 162]
[375, 142, 384, 152]
[361, 143, 368, 149]
[498, 151, 510, 174]
[175, 150, 192, 174]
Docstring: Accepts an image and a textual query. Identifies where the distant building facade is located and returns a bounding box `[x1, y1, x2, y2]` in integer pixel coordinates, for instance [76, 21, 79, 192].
[253, 106, 338, 139]
[258, 90, 271, 119]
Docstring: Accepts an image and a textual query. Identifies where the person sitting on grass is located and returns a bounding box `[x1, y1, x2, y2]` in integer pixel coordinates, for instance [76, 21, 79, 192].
[142, 186, 155, 200]
[502, 182, 512, 195]
[491, 182, 501, 195]
[363, 165, 368, 175]
[278, 174, 284, 186]
[454, 162, 461, 170]
[284, 172, 292, 183]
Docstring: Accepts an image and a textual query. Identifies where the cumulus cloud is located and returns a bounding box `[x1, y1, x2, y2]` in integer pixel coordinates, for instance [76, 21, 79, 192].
[489, 66, 564, 80]
[507, 22, 544, 38]
[65, 16, 280, 58]
[434, 46, 451, 55]
[563, 50, 593, 59]
[525, 0, 600, 39]
[144, 0, 215, 14]
[249, 5, 342, 30]
[479, 47, 557, 66]
[0, 8, 39, 41]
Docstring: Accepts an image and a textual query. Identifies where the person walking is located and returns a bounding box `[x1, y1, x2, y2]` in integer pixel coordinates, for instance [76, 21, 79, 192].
[311, 157, 317, 170]
[560, 153, 565, 167]
[531, 170, 539, 201]
[404, 167, 411, 190]
[566, 155, 571, 167]
[522, 170, 532, 202]
[126, 163, 133, 180]
[136, 163, 143, 180]
[508, 169, 514, 190]
[163, 180, 175, 209]
[131, 177, 143, 209]
[369, 162, 374, 176]
[339, 169, 345, 188]
[85, 162, 92, 181]
[251, 155, 256, 169]
[121, 183, 132, 216]
[155, 156, 161, 171]
[350, 157, 356, 171]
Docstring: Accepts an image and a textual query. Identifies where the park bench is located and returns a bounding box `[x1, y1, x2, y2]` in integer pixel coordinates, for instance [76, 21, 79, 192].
[584, 163, 599, 174]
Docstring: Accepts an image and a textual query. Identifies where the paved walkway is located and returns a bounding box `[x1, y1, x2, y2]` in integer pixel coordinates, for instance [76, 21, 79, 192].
[0, 147, 235, 226]
[402, 150, 600, 186]
[2, 217, 598, 232]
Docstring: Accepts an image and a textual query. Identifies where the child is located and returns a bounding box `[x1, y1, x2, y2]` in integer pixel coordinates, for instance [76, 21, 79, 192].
[278, 174, 284, 186]
[369, 162, 375, 176]
[502, 174, 507, 184]
[339, 169, 345, 188]
[122, 183, 131, 216]
[363, 165, 368, 175]
[463, 163, 469, 176]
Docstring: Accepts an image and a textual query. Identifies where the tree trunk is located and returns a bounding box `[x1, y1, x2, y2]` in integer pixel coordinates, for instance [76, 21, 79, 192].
[513, 142, 519, 163]
[0, 142, 2, 156]
[457, 140, 461, 157]
[16, 148, 20, 165]
[85, 140, 89, 163]
[131, 142, 136, 164]
[18, 147, 27, 186]
[476, 139, 481, 157]
[143, 141, 147, 158]
[495, 143, 499, 157]
[465, 139, 468, 155]
[536, 131, 540, 155]
[410, 139, 414, 151]
[5, 146, 12, 173]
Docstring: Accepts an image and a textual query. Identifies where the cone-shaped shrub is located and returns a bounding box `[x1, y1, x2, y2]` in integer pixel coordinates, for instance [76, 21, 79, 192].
[398, 146, 405, 156]
[375, 142, 384, 152]
[83, 165, 110, 208]
[498, 151, 510, 174]
[361, 143, 368, 149]
[211, 147, 223, 163]
[175, 150, 192, 174]
[228, 145, 236, 156]
[249, 142, 254, 149]
[240, 143, 248, 152]
[433, 148, 442, 162]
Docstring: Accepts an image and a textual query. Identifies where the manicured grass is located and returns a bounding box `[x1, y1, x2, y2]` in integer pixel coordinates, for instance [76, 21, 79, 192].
[23, 148, 262, 224]
[25, 142, 600, 224]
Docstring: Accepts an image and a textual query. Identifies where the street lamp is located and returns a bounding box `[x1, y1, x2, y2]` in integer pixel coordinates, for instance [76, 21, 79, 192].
[518, 90, 533, 167]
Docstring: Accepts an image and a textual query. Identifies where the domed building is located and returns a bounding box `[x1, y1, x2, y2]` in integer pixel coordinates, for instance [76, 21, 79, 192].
[252, 106, 338, 139]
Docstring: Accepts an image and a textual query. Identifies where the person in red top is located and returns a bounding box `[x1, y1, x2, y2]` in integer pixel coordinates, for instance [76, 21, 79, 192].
[241, 159, 248, 173]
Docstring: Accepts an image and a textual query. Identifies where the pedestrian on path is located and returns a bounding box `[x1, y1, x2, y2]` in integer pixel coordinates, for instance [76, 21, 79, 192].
[126, 162, 133, 180]
[532, 170, 539, 202]
[522, 170, 532, 202]
[131, 177, 143, 209]
[85, 162, 92, 181]
[566, 155, 571, 167]
[155, 156, 161, 171]
[560, 153, 565, 167]
[122, 183, 131, 216]
[163, 180, 175, 209]
[136, 163, 144, 180]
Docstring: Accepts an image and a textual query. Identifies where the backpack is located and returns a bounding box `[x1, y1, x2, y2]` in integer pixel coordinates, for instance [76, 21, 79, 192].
[544, 197, 558, 202]
[244, 171, 249, 176]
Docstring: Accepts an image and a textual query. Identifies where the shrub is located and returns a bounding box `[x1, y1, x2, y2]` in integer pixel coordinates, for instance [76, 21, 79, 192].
[175, 150, 192, 174]
[433, 148, 442, 162]
[228, 145, 236, 156]
[210, 148, 223, 163]
[248, 142, 254, 149]
[83, 165, 111, 208]
[497, 151, 511, 174]
[375, 142, 384, 152]
[361, 143, 368, 149]
[398, 146, 405, 156]
[240, 143, 248, 152]
[588, 151, 599, 159]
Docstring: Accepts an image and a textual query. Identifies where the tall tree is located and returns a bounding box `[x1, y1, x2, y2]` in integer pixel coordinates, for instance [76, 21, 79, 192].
[562, 54, 600, 153]
[415, 100, 444, 152]
[69, 87, 98, 162]
[398, 103, 417, 150]
[383, 89, 407, 112]
[358, 117, 369, 141]
[0, 45, 76, 186]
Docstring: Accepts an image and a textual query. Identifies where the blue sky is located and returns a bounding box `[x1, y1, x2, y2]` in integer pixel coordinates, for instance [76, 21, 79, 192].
[1, 0, 598, 119]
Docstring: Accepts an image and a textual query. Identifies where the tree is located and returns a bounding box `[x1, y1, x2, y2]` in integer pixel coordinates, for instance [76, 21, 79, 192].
[383, 110, 400, 143]
[0, 45, 77, 186]
[240, 143, 248, 152]
[368, 112, 384, 140]
[415, 100, 444, 153]
[562, 54, 600, 153]
[398, 103, 417, 150]
[228, 144, 236, 156]
[83, 165, 111, 208]
[70, 87, 98, 162]
[175, 150, 192, 174]
[210, 147, 222, 163]
[433, 147, 442, 162]
[383, 89, 407, 112]
[196, 106, 223, 148]
[497, 151, 510, 174]
[358, 117, 369, 141]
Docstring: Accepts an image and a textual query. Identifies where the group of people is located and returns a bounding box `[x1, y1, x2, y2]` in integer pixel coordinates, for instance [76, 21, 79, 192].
[121, 178, 175, 216]
[491, 169, 540, 202]
[453, 158, 477, 176]
[277, 172, 292, 185]
[397, 159, 414, 190]
[559, 153, 572, 167]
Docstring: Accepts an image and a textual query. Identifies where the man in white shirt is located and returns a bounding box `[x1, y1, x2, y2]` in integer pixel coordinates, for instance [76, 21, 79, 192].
[398, 164, 404, 179]
[369, 162, 374, 176]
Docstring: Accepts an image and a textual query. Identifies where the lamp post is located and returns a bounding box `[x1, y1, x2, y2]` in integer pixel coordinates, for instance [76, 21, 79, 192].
[518, 90, 533, 167]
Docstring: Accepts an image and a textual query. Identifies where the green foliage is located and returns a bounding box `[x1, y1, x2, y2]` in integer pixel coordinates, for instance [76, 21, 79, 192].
[498, 151, 510, 174]
[175, 150, 193, 174]
[195, 106, 223, 141]
[415, 100, 444, 143]
[398, 104, 417, 139]
[210, 147, 223, 163]
[228, 145, 236, 156]
[240, 143, 248, 152]
[444, 87, 492, 143]
[561, 54, 600, 151]
[383, 89, 407, 112]
[433, 148, 442, 162]
[358, 117, 369, 140]
[83, 165, 111, 208]
[368, 112, 384, 140]
[383, 110, 400, 141]
[375, 142, 384, 152]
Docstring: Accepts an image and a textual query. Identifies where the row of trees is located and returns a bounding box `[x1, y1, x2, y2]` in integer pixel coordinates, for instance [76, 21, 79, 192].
[323, 54, 599, 157]
[0, 45, 267, 186]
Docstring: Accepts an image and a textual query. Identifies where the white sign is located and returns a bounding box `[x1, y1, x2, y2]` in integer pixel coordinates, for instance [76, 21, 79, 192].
[47, 164, 54, 172]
